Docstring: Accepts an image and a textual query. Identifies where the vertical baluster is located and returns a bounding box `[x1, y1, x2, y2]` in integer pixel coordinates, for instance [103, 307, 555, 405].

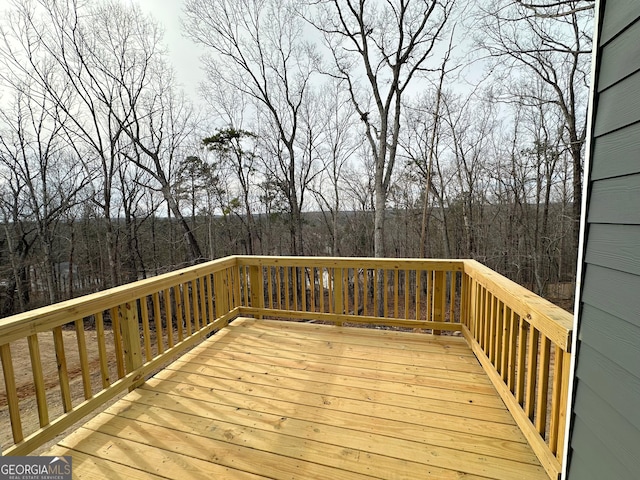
[305, 267, 316, 312]
[267, 266, 274, 309]
[344, 268, 349, 315]
[485, 292, 493, 354]
[191, 280, 200, 331]
[328, 268, 334, 314]
[449, 271, 457, 324]
[365, 269, 371, 316]
[549, 346, 564, 454]
[373, 268, 379, 317]
[434, 271, 445, 335]
[525, 327, 540, 420]
[354, 268, 359, 315]
[184, 282, 192, 336]
[516, 319, 528, 405]
[140, 297, 152, 361]
[556, 350, 572, 461]
[199, 277, 207, 325]
[173, 285, 184, 341]
[226, 268, 233, 312]
[285, 266, 290, 311]
[275, 267, 282, 310]
[300, 267, 307, 312]
[404, 270, 410, 319]
[415, 270, 420, 321]
[383, 270, 389, 318]
[475, 287, 482, 345]
[319, 267, 325, 313]
[164, 288, 174, 348]
[500, 304, 510, 382]
[233, 267, 241, 309]
[27, 334, 49, 427]
[153, 292, 164, 354]
[110, 307, 125, 379]
[74, 319, 92, 400]
[96, 312, 110, 388]
[536, 336, 551, 435]
[53, 326, 73, 411]
[508, 311, 518, 391]
[460, 274, 468, 327]
[206, 276, 214, 325]
[335, 268, 344, 318]
[0, 344, 23, 442]
[293, 267, 299, 311]
[489, 295, 496, 360]
[494, 300, 503, 368]
[393, 269, 399, 318]
[426, 271, 432, 323]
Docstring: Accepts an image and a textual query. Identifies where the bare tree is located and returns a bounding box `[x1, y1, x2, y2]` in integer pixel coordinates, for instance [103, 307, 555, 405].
[310, 80, 359, 256]
[0, 87, 90, 303]
[203, 128, 258, 254]
[184, 0, 317, 255]
[474, 0, 593, 248]
[308, 0, 455, 261]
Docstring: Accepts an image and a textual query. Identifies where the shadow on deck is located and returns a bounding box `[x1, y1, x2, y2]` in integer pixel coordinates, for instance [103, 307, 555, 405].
[46, 318, 548, 479]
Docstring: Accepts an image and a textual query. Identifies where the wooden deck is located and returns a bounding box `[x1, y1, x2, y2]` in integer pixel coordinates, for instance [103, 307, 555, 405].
[45, 318, 548, 479]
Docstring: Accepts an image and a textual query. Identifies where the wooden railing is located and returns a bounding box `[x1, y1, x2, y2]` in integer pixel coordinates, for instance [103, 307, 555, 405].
[235, 256, 464, 331]
[461, 260, 573, 480]
[0, 255, 572, 480]
[0, 257, 240, 456]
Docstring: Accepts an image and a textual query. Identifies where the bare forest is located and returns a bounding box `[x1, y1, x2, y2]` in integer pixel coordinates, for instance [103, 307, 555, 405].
[0, 0, 594, 317]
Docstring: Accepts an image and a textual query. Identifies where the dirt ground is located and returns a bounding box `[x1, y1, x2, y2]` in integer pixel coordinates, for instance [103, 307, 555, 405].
[0, 330, 118, 453]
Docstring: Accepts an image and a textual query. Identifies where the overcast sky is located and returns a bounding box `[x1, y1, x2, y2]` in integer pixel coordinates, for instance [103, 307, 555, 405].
[135, 0, 205, 100]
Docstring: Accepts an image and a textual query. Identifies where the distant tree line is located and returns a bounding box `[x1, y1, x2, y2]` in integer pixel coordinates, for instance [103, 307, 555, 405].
[0, 0, 593, 316]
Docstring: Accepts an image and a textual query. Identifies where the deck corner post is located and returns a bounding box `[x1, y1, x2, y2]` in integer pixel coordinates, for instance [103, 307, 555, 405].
[118, 301, 144, 390]
[249, 265, 264, 319]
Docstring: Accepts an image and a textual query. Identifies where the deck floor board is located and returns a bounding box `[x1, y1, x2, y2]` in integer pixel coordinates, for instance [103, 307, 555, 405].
[44, 318, 549, 479]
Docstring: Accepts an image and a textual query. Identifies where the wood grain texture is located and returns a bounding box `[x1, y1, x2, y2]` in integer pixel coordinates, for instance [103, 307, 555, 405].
[43, 319, 548, 479]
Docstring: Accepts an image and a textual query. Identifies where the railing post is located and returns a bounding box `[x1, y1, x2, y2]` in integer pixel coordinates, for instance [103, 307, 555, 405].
[118, 301, 143, 390]
[249, 265, 264, 319]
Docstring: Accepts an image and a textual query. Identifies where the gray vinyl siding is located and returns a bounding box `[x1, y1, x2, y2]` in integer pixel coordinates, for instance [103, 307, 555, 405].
[587, 174, 640, 224]
[567, 1, 640, 478]
[591, 123, 640, 180]
[585, 224, 640, 274]
[573, 382, 640, 474]
[599, 0, 640, 44]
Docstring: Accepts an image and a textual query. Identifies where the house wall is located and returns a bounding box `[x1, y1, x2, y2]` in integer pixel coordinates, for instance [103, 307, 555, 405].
[568, 1, 640, 478]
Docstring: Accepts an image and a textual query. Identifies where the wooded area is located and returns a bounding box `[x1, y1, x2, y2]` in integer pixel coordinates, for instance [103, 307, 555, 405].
[0, 0, 594, 316]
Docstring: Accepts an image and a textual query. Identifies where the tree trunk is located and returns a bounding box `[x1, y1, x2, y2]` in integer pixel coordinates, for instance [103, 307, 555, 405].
[162, 186, 203, 263]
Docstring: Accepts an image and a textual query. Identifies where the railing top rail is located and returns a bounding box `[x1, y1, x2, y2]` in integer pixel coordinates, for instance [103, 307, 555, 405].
[463, 259, 573, 352]
[236, 255, 465, 271]
[0, 256, 237, 345]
